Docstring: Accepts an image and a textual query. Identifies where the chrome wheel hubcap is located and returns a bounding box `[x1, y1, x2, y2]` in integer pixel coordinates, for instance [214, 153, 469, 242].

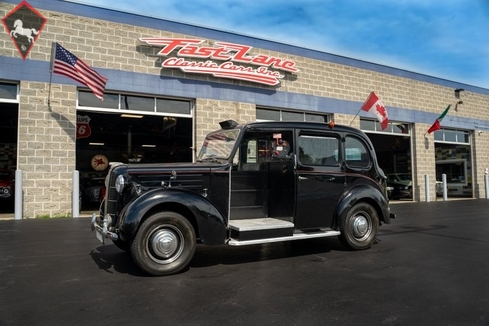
[148, 226, 184, 264]
[352, 214, 371, 239]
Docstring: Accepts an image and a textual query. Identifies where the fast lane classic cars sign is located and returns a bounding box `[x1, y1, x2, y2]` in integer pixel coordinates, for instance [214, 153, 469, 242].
[2, 0, 47, 60]
[139, 37, 299, 86]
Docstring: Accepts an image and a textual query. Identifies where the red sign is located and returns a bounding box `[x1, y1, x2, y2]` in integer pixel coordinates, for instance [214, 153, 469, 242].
[76, 115, 92, 139]
[139, 38, 299, 86]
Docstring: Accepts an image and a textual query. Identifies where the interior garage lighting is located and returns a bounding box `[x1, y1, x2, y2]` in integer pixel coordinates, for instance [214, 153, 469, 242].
[142, 144, 156, 148]
[121, 114, 143, 118]
[89, 142, 105, 146]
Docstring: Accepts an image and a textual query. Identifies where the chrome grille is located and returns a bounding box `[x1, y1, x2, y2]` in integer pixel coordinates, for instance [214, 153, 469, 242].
[136, 173, 203, 190]
[105, 170, 118, 216]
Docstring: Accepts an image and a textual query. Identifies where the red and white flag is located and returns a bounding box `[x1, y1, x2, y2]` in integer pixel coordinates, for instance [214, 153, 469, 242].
[361, 92, 388, 130]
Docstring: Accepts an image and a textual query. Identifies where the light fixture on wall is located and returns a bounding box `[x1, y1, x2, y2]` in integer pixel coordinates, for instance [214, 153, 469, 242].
[454, 88, 464, 98]
[455, 100, 463, 111]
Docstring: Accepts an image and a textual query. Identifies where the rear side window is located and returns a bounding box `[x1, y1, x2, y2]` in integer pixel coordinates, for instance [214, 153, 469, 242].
[345, 136, 370, 168]
[298, 135, 339, 166]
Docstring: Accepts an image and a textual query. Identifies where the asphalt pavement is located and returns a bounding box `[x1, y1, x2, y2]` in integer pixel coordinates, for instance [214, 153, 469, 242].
[1, 199, 489, 326]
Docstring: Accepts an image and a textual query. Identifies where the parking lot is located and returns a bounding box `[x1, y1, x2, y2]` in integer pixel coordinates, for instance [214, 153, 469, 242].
[1, 199, 489, 325]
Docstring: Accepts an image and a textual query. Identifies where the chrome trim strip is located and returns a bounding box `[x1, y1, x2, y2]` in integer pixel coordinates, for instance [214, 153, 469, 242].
[228, 230, 340, 246]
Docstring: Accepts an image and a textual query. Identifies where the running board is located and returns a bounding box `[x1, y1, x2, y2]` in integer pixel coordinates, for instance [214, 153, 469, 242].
[228, 218, 340, 246]
[228, 229, 341, 246]
[229, 218, 294, 242]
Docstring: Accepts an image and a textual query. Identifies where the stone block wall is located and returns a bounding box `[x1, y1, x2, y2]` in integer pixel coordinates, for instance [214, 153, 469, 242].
[17, 81, 76, 218]
[195, 99, 255, 150]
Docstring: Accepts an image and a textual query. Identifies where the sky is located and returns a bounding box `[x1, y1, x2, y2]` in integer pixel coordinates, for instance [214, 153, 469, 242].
[72, 0, 489, 89]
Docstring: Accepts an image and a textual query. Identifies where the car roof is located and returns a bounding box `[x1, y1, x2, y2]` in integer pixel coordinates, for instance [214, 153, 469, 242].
[217, 120, 368, 137]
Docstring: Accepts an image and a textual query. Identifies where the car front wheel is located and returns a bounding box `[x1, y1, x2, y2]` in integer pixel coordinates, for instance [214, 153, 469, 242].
[339, 202, 379, 250]
[131, 211, 196, 276]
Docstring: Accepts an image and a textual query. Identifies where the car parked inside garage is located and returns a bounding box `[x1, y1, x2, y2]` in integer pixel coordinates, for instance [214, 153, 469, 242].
[0, 169, 14, 201]
[387, 173, 412, 199]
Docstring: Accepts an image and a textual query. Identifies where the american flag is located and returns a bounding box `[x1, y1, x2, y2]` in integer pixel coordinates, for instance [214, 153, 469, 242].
[52, 43, 108, 100]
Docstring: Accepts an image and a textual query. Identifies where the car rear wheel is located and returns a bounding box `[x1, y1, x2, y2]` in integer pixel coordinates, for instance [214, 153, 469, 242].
[131, 211, 196, 276]
[339, 202, 379, 250]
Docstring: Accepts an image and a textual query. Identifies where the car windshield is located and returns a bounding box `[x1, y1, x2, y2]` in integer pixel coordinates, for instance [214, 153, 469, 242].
[197, 129, 240, 162]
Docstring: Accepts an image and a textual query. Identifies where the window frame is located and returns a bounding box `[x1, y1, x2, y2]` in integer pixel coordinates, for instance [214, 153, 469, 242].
[77, 90, 193, 118]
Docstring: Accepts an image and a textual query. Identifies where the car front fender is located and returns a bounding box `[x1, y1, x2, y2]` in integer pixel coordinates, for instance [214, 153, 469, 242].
[118, 188, 227, 245]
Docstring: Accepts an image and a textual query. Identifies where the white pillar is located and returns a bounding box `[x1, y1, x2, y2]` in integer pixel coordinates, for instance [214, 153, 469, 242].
[484, 175, 489, 200]
[442, 174, 448, 201]
[72, 170, 80, 218]
[14, 170, 22, 220]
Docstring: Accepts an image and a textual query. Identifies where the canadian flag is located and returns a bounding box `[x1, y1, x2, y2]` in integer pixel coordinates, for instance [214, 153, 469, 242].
[361, 92, 388, 130]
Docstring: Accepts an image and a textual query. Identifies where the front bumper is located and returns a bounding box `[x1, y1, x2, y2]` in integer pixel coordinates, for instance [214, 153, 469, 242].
[90, 213, 119, 244]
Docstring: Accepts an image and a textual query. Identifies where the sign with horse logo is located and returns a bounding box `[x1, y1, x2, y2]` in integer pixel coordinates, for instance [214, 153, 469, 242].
[1, 1, 47, 60]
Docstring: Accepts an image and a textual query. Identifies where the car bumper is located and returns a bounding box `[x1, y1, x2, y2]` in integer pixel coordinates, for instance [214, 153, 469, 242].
[90, 213, 119, 244]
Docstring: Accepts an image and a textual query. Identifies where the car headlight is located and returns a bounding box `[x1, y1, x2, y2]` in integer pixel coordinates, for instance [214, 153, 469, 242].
[115, 175, 127, 193]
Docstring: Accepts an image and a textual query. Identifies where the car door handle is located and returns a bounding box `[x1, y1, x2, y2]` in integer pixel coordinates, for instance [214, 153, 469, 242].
[298, 176, 307, 180]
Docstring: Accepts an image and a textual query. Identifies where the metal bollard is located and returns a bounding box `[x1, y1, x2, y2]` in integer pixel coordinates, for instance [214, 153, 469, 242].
[14, 170, 22, 220]
[442, 174, 448, 201]
[72, 170, 80, 218]
[485, 174, 488, 200]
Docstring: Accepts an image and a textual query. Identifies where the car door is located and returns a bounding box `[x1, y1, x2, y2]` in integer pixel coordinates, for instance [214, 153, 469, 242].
[230, 129, 295, 220]
[294, 130, 345, 230]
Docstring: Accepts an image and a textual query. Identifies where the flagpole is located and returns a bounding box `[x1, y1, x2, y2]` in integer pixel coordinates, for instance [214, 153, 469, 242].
[47, 42, 56, 109]
[348, 107, 362, 126]
[349, 92, 372, 126]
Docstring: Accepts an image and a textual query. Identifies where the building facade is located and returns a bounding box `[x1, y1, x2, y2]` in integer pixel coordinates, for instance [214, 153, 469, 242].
[1, 0, 488, 218]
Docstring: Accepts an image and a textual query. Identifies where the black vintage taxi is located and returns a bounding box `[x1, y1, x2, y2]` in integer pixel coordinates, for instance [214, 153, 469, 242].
[91, 120, 394, 276]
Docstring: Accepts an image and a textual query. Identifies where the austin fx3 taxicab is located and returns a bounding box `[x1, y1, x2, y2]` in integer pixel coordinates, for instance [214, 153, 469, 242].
[91, 120, 395, 276]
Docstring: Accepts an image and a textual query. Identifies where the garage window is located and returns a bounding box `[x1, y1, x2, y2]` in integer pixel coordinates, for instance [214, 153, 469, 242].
[257, 108, 329, 122]
[78, 90, 193, 118]
[0, 82, 18, 102]
[434, 129, 469, 144]
[360, 118, 410, 135]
